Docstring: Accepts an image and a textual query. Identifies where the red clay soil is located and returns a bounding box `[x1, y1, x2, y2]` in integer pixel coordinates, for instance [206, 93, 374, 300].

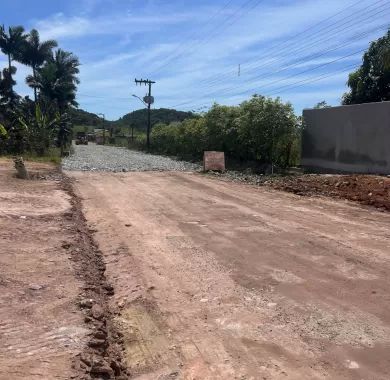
[69, 171, 390, 379]
[264, 174, 390, 211]
[0, 159, 128, 380]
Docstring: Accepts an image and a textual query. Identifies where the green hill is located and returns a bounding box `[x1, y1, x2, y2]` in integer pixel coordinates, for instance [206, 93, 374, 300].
[114, 108, 195, 130]
[69, 107, 195, 132]
[68, 108, 104, 126]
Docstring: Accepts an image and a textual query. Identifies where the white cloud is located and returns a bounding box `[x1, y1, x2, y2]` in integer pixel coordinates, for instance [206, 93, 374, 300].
[33, 9, 211, 40]
[34, 13, 91, 40]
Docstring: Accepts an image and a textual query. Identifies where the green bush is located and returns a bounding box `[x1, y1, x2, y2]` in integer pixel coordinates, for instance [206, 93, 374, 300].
[150, 95, 300, 168]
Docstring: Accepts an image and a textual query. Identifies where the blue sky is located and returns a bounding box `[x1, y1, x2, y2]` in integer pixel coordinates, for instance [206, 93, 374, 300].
[1, 0, 389, 120]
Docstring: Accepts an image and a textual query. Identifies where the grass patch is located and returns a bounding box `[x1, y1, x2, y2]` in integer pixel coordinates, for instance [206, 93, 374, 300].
[2, 147, 62, 165]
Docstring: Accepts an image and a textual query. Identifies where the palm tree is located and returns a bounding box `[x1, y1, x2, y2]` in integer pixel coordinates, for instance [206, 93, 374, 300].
[26, 49, 80, 112]
[0, 25, 27, 89]
[19, 29, 57, 101]
[0, 66, 17, 105]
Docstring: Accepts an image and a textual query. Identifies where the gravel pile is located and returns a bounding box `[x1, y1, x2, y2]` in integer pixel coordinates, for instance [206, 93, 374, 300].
[62, 144, 201, 172]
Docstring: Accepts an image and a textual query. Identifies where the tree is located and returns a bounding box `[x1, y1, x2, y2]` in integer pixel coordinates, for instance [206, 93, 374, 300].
[26, 49, 80, 112]
[0, 67, 18, 108]
[150, 95, 300, 169]
[314, 100, 331, 109]
[25, 49, 79, 154]
[18, 29, 57, 101]
[0, 25, 26, 75]
[204, 104, 240, 156]
[238, 95, 297, 166]
[0, 24, 80, 158]
[343, 30, 390, 105]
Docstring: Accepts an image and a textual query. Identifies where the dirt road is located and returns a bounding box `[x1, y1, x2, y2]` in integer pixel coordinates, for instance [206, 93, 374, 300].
[70, 170, 390, 379]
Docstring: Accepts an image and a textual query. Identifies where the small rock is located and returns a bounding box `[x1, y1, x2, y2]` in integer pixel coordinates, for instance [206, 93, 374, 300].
[104, 284, 115, 296]
[104, 284, 114, 292]
[90, 359, 114, 377]
[80, 355, 92, 367]
[91, 304, 105, 320]
[88, 339, 107, 348]
[110, 360, 122, 376]
[29, 284, 44, 291]
[79, 298, 94, 309]
[93, 330, 107, 340]
[345, 360, 359, 369]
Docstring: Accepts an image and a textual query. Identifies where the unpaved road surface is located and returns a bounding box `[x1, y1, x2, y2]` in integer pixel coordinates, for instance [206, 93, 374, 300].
[70, 170, 390, 379]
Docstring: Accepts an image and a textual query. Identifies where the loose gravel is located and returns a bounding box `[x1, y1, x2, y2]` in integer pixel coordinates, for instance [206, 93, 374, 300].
[62, 144, 201, 172]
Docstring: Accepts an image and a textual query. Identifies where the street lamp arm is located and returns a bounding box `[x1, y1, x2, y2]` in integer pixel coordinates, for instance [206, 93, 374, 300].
[132, 94, 147, 107]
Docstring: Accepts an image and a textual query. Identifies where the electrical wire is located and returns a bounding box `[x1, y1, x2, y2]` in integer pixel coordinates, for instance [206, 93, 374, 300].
[150, 0, 266, 77]
[196, 0, 386, 87]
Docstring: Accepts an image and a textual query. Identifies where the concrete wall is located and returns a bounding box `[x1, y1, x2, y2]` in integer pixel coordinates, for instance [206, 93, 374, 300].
[302, 101, 390, 174]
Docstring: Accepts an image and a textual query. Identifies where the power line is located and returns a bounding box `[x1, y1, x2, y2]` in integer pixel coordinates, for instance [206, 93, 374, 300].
[196, 1, 390, 93]
[174, 63, 358, 112]
[170, 8, 389, 109]
[206, 20, 389, 98]
[148, 0, 235, 77]
[266, 63, 359, 96]
[171, 45, 367, 109]
[189, 0, 387, 88]
[150, 0, 266, 77]
[78, 93, 131, 100]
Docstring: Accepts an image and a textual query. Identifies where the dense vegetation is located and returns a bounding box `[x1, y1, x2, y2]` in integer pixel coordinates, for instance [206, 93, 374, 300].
[0, 25, 79, 157]
[151, 95, 300, 169]
[343, 30, 390, 104]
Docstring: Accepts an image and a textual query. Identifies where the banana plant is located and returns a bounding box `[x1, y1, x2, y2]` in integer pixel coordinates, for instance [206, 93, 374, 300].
[17, 103, 58, 155]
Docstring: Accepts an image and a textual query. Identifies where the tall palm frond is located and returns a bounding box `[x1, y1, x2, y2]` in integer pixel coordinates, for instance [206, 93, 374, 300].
[0, 25, 27, 91]
[27, 49, 80, 111]
[18, 29, 58, 101]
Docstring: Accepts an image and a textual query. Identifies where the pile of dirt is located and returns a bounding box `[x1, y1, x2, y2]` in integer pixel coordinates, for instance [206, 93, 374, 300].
[265, 174, 390, 211]
[208, 170, 390, 211]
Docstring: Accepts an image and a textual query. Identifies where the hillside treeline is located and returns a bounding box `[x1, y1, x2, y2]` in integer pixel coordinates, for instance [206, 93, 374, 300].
[151, 95, 301, 169]
[115, 108, 195, 130]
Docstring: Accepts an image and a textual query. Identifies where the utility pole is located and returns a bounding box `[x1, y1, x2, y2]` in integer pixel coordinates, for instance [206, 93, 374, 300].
[134, 78, 155, 150]
[127, 124, 134, 148]
[97, 113, 105, 145]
